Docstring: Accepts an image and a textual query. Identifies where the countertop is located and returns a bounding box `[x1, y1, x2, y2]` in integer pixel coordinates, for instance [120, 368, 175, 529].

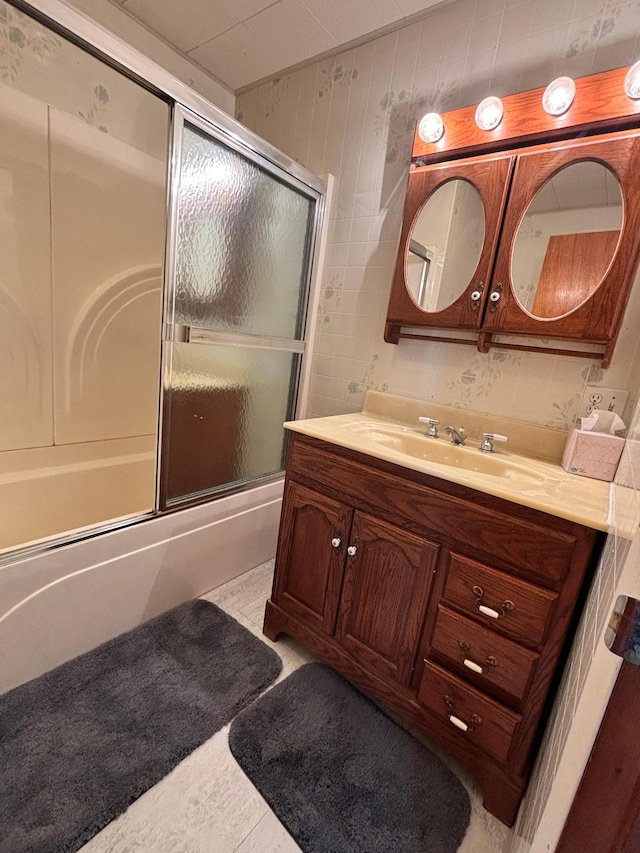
[284, 392, 626, 535]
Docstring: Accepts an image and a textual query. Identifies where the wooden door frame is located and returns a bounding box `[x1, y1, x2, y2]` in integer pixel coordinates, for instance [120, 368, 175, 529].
[556, 659, 640, 852]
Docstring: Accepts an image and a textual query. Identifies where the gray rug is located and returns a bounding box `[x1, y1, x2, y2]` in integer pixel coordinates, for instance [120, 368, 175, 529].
[0, 599, 282, 853]
[229, 663, 471, 853]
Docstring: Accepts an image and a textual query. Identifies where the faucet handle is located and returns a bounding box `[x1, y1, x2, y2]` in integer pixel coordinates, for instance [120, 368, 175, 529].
[418, 416, 439, 438]
[480, 432, 508, 452]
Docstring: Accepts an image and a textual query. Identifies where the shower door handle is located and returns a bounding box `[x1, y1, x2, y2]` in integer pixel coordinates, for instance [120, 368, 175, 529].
[166, 323, 305, 353]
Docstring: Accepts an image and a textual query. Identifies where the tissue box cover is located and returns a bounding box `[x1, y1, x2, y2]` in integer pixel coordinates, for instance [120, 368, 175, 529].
[561, 429, 625, 482]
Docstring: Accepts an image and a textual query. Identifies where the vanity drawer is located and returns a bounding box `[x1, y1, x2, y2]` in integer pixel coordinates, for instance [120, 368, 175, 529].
[418, 660, 521, 765]
[444, 553, 558, 647]
[430, 605, 539, 709]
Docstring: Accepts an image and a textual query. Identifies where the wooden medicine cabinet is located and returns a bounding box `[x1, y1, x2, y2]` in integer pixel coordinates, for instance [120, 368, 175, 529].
[385, 66, 640, 366]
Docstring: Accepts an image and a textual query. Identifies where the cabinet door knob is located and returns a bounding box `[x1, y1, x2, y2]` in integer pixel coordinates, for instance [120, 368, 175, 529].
[347, 545, 357, 557]
[470, 282, 484, 311]
[331, 537, 341, 548]
[488, 282, 503, 312]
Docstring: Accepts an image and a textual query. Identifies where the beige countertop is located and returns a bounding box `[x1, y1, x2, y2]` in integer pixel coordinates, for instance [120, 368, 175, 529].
[284, 391, 635, 536]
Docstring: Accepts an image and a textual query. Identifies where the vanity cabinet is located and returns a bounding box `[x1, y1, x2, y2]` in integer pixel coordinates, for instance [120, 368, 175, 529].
[264, 433, 601, 826]
[385, 65, 640, 366]
[274, 481, 439, 685]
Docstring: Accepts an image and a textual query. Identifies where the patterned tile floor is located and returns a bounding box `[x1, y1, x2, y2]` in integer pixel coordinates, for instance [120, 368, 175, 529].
[80, 560, 513, 852]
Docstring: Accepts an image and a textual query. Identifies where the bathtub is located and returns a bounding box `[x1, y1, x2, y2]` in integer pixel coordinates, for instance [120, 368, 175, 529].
[0, 435, 157, 554]
[0, 438, 283, 695]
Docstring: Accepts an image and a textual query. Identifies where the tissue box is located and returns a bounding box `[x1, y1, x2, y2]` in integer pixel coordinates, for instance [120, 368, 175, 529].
[561, 429, 625, 482]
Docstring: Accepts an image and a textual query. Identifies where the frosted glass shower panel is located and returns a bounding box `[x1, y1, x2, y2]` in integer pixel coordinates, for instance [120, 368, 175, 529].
[176, 124, 314, 339]
[165, 343, 299, 503]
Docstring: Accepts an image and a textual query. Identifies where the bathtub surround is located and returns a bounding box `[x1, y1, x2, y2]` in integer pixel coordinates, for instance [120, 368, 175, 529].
[0, 599, 281, 853]
[0, 3, 169, 549]
[229, 662, 471, 853]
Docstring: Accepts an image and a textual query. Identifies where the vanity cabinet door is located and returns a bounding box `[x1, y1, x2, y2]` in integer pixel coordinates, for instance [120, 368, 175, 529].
[272, 482, 353, 636]
[385, 153, 514, 343]
[336, 511, 440, 686]
[482, 130, 640, 347]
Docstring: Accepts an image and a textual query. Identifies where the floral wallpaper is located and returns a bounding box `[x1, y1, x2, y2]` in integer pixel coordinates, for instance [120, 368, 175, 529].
[0, 0, 167, 158]
[237, 0, 640, 434]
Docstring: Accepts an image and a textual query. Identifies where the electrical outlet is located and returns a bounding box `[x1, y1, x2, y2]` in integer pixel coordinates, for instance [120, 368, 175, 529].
[578, 386, 629, 420]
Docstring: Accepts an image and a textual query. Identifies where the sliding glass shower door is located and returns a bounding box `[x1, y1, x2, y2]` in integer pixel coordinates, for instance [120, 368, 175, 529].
[159, 108, 323, 509]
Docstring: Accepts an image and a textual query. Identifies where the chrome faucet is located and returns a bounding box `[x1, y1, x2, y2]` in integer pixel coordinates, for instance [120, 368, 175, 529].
[480, 432, 508, 453]
[418, 416, 439, 438]
[445, 426, 467, 446]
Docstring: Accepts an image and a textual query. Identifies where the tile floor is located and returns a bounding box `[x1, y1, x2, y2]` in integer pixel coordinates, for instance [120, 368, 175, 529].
[80, 560, 513, 852]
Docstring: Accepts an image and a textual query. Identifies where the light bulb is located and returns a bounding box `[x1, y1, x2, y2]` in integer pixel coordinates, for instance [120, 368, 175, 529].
[475, 96, 503, 131]
[542, 76, 576, 115]
[624, 60, 640, 99]
[418, 112, 444, 143]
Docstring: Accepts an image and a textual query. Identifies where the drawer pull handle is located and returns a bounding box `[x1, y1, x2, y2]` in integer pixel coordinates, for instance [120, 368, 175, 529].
[459, 641, 499, 674]
[347, 545, 357, 557]
[444, 695, 482, 733]
[331, 537, 342, 549]
[472, 585, 514, 619]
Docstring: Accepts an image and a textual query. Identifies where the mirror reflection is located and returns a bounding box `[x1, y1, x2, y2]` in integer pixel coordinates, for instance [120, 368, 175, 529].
[511, 161, 623, 319]
[406, 179, 485, 312]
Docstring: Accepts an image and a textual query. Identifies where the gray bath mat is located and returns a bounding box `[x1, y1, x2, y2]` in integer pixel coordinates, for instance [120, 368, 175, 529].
[229, 663, 471, 852]
[0, 599, 281, 853]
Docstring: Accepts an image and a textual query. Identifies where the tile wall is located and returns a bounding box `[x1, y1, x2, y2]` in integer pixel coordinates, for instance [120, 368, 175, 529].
[237, 0, 640, 431]
[237, 1, 640, 848]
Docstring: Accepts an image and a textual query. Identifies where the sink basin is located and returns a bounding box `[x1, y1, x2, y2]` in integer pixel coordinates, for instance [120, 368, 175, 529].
[344, 421, 551, 485]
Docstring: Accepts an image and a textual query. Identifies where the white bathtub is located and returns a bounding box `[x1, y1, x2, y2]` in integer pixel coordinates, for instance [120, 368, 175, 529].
[0, 439, 283, 695]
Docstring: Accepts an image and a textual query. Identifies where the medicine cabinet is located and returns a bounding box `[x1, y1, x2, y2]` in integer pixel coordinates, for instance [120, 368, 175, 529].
[385, 66, 640, 366]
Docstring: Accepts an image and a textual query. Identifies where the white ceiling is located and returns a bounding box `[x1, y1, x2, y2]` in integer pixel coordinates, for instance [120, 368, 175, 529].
[109, 0, 448, 92]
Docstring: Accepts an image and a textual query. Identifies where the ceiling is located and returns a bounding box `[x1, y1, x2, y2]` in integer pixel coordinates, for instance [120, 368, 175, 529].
[109, 0, 448, 92]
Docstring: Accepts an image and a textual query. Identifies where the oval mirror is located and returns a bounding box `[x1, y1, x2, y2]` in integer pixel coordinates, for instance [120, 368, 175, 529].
[406, 179, 485, 312]
[511, 161, 623, 319]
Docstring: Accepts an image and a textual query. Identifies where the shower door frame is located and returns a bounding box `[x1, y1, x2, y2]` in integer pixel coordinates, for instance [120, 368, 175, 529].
[157, 105, 326, 512]
[1, 0, 327, 563]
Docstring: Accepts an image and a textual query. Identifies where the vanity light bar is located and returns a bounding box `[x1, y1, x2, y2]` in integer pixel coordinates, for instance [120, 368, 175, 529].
[417, 112, 445, 143]
[542, 76, 576, 116]
[475, 96, 504, 130]
[625, 60, 640, 99]
[413, 63, 640, 162]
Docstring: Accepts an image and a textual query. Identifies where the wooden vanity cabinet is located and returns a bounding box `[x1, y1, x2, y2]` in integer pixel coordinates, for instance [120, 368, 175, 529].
[264, 433, 601, 826]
